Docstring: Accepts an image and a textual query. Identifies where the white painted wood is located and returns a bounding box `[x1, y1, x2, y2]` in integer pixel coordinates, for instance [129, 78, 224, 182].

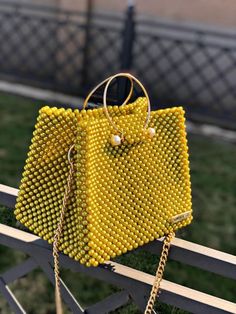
[143, 237, 236, 280]
[0, 278, 26, 314]
[0, 184, 18, 208]
[0, 184, 18, 197]
[0, 223, 236, 314]
[0, 182, 236, 280]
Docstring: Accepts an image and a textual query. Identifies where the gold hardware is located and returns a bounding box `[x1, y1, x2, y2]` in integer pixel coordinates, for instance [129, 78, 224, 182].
[170, 211, 192, 224]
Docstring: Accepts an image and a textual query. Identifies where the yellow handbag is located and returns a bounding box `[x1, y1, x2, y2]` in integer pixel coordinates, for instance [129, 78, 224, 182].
[14, 73, 192, 314]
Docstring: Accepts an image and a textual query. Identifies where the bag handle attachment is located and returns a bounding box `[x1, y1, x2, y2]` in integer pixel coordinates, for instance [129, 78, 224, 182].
[102, 73, 156, 146]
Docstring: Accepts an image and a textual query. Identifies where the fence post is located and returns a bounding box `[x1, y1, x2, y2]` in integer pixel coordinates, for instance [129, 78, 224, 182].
[117, 1, 136, 104]
[81, 0, 93, 95]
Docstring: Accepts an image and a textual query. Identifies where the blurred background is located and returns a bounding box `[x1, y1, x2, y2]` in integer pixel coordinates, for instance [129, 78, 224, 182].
[0, 0, 235, 313]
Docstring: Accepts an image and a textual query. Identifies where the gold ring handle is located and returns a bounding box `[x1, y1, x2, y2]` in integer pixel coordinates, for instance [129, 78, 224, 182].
[83, 75, 134, 109]
[103, 73, 152, 142]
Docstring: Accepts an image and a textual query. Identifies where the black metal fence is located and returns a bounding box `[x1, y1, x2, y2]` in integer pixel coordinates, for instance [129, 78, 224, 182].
[0, 1, 236, 129]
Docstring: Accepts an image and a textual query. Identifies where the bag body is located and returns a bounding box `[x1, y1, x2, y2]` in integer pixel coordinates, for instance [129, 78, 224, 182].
[15, 99, 192, 267]
[14, 73, 193, 313]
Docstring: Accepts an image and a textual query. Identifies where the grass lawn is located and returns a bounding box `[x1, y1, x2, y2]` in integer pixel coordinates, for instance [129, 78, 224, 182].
[0, 91, 236, 313]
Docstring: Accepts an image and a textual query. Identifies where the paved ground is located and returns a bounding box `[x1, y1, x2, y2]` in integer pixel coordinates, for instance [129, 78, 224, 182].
[14, 0, 236, 28]
[73, 0, 236, 28]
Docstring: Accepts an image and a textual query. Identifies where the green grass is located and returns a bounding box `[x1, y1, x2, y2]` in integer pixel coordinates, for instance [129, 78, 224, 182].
[0, 91, 236, 313]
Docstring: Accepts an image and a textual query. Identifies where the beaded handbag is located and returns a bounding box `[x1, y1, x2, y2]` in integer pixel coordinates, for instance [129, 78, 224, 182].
[14, 73, 192, 314]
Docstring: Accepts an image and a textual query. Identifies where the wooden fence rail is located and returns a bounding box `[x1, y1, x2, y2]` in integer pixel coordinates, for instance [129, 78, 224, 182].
[0, 184, 236, 314]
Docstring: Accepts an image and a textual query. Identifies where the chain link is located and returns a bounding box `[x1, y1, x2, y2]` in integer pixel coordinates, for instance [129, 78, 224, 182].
[144, 232, 175, 314]
[53, 145, 75, 314]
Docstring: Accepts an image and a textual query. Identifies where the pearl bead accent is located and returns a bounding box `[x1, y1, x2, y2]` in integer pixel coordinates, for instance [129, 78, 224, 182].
[147, 127, 156, 138]
[14, 97, 192, 268]
[111, 134, 121, 146]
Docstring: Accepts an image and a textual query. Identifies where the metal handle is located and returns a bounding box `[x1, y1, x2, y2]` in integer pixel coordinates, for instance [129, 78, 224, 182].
[83, 75, 134, 109]
[103, 73, 151, 138]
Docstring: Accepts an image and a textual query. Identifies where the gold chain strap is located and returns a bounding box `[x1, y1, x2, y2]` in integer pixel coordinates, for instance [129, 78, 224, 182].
[144, 232, 175, 314]
[53, 145, 75, 314]
[52, 144, 174, 314]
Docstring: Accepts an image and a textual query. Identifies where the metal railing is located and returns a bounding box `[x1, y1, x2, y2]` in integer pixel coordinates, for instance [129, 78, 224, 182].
[0, 1, 236, 128]
[0, 184, 236, 314]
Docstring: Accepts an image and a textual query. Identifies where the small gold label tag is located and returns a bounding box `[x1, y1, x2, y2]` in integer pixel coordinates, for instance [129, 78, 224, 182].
[170, 211, 192, 224]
